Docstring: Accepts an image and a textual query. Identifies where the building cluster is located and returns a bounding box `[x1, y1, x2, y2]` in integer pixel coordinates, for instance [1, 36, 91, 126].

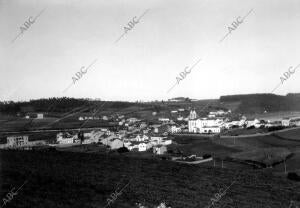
[2, 107, 300, 152]
[0, 136, 46, 149]
[188, 110, 300, 134]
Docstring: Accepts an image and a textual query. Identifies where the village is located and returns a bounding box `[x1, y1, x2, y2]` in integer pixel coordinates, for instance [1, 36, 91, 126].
[1, 107, 300, 157]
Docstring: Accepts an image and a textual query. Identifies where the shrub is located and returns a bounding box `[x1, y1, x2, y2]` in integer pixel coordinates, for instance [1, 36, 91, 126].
[203, 154, 212, 159]
[287, 172, 300, 181]
[117, 147, 129, 153]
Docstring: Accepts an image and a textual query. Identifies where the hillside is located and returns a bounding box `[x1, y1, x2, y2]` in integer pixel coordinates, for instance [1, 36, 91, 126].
[220, 93, 300, 114]
[0, 150, 299, 208]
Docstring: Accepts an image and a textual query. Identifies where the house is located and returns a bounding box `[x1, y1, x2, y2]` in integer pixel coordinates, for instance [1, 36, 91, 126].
[290, 118, 300, 126]
[123, 141, 132, 149]
[246, 119, 260, 128]
[150, 136, 165, 145]
[7, 136, 29, 147]
[135, 135, 149, 142]
[168, 97, 186, 102]
[37, 113, 44, 119]
[153, 145, 167, 155]
[139, 122, 147, 129]
[199, 126, 221, 134]
[138, 143, 147, 151]
[266, 121, 282, 128]
[158, 118, 170, 122]
[127, 143, 139, 151]
[118, 115, 125, 119]
[282, 118, 291, 127]
[82, 131, 104, 144]
[143, 129, 150, 134]
[78, 116, 84, 121]
[161, 139, 172, 145]
[171, 110, 178, 114]
[139, 142, 153, 151]
[100, 134, 115, 145]
[178, 108, 185, 112]
[108, 139, 124, 150]
[188, 118, 223, 133]
[208, 113, 216, 118]
[177, 116, 184, 121]
[0, 143, 8, 149]
[102, 116, 108, 120]
[170, 125, 181, 134]
[56, 132, 76, 144]
[127, 118, 139, 123]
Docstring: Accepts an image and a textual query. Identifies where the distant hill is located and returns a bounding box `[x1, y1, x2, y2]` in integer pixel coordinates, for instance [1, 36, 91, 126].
[1, 93, 300, 116]
[220, 93, 300, 114]
[0, 97, 145, 115]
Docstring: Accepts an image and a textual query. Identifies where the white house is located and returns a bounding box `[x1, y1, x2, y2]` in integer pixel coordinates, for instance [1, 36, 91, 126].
[199, 126, 221, 134]
[161, 139, 172, 145]
[124, 141, 132, 149]
[137, 142, 152, 151]
[177, 116, 184, 121]
[290, 118, 300, 126]
[56, 133, 76, 144]
[135, 135, 149, 142]
[282, 118, 291, 127]
[153, 146, 167, 155]
[266, 121, 282, 128]
[208, 114, 216, 118]
[127, 118, 139, 123]
[7, 136, 29, 147]
[246, 119, 260, 128]
[108, 139, 124, 150]
[150, 137, 165, 145]
[100, 134, 115, 145]
[188, 118, 223, 133]
[37, 113, 44, 119]
[158, 118, 170, 122]
[170, 126, 181, 134]
[138, 143, 147, 151]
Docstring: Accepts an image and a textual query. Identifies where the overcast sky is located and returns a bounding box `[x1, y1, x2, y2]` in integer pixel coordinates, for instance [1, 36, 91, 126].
[1, 0, 300, 102]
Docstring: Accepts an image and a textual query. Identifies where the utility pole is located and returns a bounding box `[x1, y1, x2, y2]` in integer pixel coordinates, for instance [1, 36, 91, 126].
[284, 159, 287, 174]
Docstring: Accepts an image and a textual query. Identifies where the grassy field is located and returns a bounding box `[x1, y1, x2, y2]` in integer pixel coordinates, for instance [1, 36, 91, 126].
[214, 129, 300, 174]
[222, 128, 268, 136]
[172, 135, 240, 157]
[246, 111, 300, 121]
[0, 150, 299, 208]
[275, 128, 300, 141]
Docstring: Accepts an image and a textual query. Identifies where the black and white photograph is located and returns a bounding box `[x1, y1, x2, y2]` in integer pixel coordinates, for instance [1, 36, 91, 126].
[1, 0, 300, 207]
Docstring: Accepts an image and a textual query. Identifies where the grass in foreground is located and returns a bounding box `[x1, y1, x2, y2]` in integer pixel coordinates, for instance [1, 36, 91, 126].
[0, 150, 299, 208]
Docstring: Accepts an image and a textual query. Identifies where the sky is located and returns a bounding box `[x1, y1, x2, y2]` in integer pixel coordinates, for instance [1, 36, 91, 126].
[1, 0, 300, 102]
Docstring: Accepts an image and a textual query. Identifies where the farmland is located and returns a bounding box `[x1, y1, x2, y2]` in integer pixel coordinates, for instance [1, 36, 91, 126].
[214, 128, 300, 174]
[1, 150, 299, 208]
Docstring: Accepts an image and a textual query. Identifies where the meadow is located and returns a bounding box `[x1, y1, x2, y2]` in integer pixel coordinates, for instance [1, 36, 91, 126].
[0, 150, 299, 208]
